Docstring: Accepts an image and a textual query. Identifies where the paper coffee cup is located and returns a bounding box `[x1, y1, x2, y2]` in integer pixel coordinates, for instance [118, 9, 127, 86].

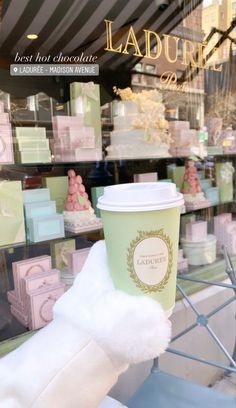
[98, 182, 184, 316]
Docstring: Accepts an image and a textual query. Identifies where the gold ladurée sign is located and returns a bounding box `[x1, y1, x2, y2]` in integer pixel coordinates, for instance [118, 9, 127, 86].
[104, 19, 222, 72]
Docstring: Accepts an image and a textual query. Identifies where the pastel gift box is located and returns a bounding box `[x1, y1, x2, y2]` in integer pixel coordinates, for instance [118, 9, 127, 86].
[17, 138, 49, 151]
[181, 234, 216, 266]
[68, 248, 91, 276]
[215, 162, 233, 203]
[24, 201, 56, 219]
[52, 115, 83, 130]
[15, 127, 46, 138]
[0, 127, 14, 163]
[0, 101, 4, 112]
[224, 222, 236, 255]
[26, 214, 65, 242]
[68, 127, 95, 148]
[27, 282, 65, 330]
[0, 180, 25, 246]
[200, 179, 212, 192]
[23, 269, 60, 298]
[167, 165, 185, 189]
[205, 187, 219, 205]
[23, 188, 51, 203]
[171, 129, 197, 147]
[91, 186, 105, 217]
[7, 290, 27, 315]
[0, 113, 10, 123]
[50, 239, 76, 271]
[180, 214, 196, 237]
[16, 149, 52, 163]
[12, 255, 52, 302]
[133, 173, 158, 182]
[70, 82, 102, 145]
[42, 176, 68, 213]
[177, 249, 188, 274]
[10, 305, 29, 327]
[55, 147, 102, 162]
[185, 221, 207, 241]
[168, 121, 190, 130]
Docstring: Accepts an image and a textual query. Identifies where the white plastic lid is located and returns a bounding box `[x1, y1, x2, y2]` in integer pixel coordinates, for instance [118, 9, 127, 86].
[97, 182, 184, 212]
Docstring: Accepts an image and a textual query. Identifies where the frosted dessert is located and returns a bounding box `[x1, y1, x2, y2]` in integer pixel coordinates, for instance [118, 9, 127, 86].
[106, 87, 172, 159]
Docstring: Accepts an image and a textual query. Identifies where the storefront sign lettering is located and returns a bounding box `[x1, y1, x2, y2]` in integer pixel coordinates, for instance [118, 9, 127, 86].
[104, 19, 222, 73]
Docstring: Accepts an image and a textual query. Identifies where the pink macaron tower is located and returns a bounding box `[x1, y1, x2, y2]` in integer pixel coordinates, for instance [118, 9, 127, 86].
[63, 169, 102, 233]
[181, 159, 211, 210]
[65, 169, 92, 212]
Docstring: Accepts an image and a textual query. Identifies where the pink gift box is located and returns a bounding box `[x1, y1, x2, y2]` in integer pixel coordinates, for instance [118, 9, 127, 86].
[168, 121, 190, 130]
[22, 269, 60, 300]
[0, 126, 14, 164]
[7, 289, 27, 315]
[53, 127, 95, 148]
[27, 282, 65, 330]
[68, 248, 90, 276]
[54, 148, 102, 162]
[185, 221, 207, 241]
[0, 113, 9, 124]
[52, 115, 83, 131]
[171, 129, 197, 147]
[12, 255, 52, 303]
[10, 305, 29, 327]
[133, 173, 158, 182]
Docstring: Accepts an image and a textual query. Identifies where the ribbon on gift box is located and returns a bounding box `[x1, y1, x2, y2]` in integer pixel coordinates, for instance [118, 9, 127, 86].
[80, 82, 99, 102]
[219, 162, 234, 183]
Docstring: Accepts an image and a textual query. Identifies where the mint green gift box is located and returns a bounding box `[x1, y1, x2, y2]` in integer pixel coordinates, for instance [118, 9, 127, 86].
[91, 186, 105, 218]
[98, 182, 184, 316]
[42, 176, 68, 213]
[70, 82, 102, 146]
[0, 180, 25, 246]
[167, 165, 185, 190]
[215, 162, 234, 203]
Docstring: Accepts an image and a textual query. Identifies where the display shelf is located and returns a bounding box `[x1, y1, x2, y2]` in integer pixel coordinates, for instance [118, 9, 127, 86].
[0, 227, 103, 252]
[183, 200, 235, 214]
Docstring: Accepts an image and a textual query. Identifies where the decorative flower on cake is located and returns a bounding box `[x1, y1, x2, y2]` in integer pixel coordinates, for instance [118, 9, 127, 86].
[113, 86, 171, 145]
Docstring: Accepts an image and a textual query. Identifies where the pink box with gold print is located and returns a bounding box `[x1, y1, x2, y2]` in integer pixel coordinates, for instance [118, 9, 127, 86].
[27, 282, 65, 330]
[68, 248, 90, 276]
[12, 255, 52, 302]
[22, 269, 60, 302]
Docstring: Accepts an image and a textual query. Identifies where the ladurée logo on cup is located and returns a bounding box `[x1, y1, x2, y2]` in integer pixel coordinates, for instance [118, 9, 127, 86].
[128, 229, 173, 293]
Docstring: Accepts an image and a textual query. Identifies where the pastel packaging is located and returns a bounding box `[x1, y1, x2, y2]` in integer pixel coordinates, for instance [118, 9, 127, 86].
[12, 255, 52, 302]
[22, 269, 60, 299]
[0, 180, 25, 246]
[27, 282, 65, 330]
[42, 176, 68, 213]
[23, 188, 51, 204]
[50, 239, 76, 271]
[68, 248, 91, 275]
[133, 173, 158, 182]
[185, 221, 207, 241]
[26, 214, 65, 243]
[24, 201, 56, 219]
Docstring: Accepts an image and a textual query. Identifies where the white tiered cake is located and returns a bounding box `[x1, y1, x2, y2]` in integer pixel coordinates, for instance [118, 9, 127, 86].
[106, 88, 172, 159]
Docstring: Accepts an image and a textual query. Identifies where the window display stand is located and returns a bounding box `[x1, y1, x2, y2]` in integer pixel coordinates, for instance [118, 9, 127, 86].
[128, 245, 236, 407]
